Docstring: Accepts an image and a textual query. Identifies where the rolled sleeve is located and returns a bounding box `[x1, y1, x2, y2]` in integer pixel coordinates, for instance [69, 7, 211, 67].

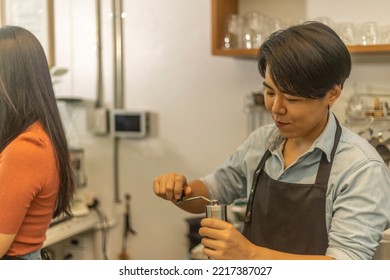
[327, 161, 390, 259]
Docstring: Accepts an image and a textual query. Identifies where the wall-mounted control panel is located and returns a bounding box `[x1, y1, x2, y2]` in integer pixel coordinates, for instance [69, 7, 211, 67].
[110, 109, 149, 138]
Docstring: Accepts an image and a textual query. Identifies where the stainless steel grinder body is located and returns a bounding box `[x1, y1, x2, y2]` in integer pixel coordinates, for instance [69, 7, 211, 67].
[177, 194, 227, 221]
[205, 204, 227, 221]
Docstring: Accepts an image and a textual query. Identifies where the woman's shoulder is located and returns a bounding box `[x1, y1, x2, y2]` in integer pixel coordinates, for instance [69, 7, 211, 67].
[2, 122, 53, 161]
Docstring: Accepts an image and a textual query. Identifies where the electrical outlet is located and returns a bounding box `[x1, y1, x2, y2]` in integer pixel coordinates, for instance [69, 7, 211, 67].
[86, 107, 109, 135]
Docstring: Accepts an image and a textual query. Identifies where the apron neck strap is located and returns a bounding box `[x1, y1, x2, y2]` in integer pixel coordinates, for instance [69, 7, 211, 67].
[314, 114, 342, 186]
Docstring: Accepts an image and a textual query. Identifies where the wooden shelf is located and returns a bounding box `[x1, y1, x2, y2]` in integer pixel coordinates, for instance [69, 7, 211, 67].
[212, 48, 258, 58]
[347, 44, 390, 54]
[213, 45, 390, 58]
[211, 0, 390, 58]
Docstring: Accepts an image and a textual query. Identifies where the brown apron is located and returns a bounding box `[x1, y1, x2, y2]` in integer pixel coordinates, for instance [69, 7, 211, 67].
[242, 117, 341, 255]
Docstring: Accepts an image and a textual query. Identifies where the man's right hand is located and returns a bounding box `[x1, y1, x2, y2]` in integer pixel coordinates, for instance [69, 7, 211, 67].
[153, 173, 191, 202]
[153, 174, 210, 214]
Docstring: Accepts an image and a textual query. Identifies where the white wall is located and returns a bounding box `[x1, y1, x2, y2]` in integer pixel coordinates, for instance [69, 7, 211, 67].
[54, 0, 390, 259]
[115, 0, 260, 259]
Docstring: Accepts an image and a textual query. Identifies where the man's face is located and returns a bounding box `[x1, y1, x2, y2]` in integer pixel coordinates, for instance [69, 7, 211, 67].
[263, 68, 331, 142]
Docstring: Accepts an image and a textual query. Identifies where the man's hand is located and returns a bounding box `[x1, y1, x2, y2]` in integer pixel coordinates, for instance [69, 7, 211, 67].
[199, 218, 256, 259]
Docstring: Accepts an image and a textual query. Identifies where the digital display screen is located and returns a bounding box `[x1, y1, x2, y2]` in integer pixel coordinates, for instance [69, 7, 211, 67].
[115, 115, 141, 132]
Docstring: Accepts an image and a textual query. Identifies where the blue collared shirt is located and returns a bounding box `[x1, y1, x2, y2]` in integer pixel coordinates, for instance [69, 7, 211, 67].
[201, 114, 390, 259]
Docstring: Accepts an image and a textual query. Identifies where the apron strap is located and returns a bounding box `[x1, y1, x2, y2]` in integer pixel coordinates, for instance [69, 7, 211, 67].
[245, 149, 271, 222]
[314, 115, 342, 186]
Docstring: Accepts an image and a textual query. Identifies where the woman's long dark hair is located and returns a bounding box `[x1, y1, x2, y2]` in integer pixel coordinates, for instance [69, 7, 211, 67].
[0, 25, 75, 217]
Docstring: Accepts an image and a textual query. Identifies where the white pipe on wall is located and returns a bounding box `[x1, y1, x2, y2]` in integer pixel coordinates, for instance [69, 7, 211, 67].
[95, 0, 104, 107]
[112, 0, 124, 109]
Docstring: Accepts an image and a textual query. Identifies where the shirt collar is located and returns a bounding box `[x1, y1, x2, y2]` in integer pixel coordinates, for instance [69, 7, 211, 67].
[312, 113, 338, 162]
[266, 113, 338, 162]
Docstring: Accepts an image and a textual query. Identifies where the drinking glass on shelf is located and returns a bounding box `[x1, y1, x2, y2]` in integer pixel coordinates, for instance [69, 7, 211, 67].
[338, 22, 356, 45]
[290, 17, 306, 26]
[381, 25, 390, 44]
[314, 16, 335, 29]
[243, 12, 269, 49]
[269, 18, 286, 34]
[360, 21, 378, 45]
[223, 14, 243, 49]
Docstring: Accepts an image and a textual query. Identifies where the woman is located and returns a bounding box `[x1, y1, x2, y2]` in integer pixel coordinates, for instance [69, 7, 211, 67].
[153, 22, 390, 260]
[0, 26, 75, 260]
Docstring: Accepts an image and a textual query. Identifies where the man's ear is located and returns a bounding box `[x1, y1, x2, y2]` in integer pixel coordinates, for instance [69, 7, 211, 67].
[327, 85, 342, 108]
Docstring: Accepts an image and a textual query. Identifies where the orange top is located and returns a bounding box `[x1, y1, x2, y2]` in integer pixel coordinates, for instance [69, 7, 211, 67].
[0, 121, 59, 256]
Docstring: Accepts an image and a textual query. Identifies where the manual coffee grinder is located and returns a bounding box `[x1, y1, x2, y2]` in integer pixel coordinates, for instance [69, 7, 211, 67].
[177, 195, 227, 221]
[177, 194, 227, 259]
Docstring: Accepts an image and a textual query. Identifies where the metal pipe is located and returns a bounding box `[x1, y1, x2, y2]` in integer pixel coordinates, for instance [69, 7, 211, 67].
[112, 0, 124, 109]
[112, 0, 124, 203]
[114, 137, 121, 202]
[95, 0, 103, 107]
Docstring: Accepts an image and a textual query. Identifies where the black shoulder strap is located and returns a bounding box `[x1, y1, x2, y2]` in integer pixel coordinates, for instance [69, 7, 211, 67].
[315, 115, 342, 186]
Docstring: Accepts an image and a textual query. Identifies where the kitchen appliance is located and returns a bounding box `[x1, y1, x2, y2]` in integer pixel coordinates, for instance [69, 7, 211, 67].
[178, 196, 227, 260]
[205, 203, 227, 221]
[177, 196, 227, 221]
[369, 132, 390, 167]
[69, 148, 89, 216]
[69, 148, 87, 187]
[375, 143, 390, 165]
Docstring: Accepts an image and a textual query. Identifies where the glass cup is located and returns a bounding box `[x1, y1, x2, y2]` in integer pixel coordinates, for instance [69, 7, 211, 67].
[360, 21, 379, 45]
[338, 22, 356, 45]
[243, 12, 269, 49]
[223, 14, 243, 49]
[381, 25, 390, 44]
[269, 18, 285, 34]
[290, 17, 306, 26]
[314, 16, 335, 29]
